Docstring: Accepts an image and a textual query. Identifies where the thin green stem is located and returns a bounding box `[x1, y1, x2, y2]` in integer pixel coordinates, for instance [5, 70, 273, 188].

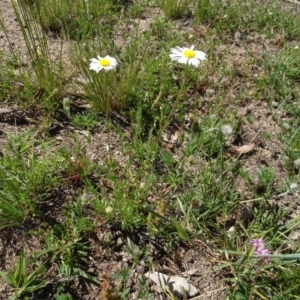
[158, 71, 187, 140]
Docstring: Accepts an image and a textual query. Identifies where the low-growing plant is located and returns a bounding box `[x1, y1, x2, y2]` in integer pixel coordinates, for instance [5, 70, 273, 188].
[71, 111, 100, 130]
[195, 0, 300, 40]
[54, 294, 73, 300]
[0, 251, 48, 300]
[20, 0, 120, 39]
[0, 133, 63, 228]
[158, 0, 191, 20]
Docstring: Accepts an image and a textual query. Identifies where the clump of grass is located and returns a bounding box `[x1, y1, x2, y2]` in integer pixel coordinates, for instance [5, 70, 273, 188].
[20, 0, 120, 40]
[0, 251, 48, 299]
[74, 34, 176, 118]
[0, 133, 64, 228]
[159, 0, 191, 19]
[195, 0, 300, 40]
[258, 48, 300, 101]
[8, 0, 69, 113]
[71, 111, 100, 130]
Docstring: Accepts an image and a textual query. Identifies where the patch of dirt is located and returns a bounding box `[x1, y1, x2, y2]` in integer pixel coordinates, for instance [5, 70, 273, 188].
[0, 118, 227, 299]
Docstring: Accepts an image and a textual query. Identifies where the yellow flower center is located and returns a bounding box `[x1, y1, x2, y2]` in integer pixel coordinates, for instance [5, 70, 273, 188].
[183, 49, 196, 59]
[99, 58, 111, 67]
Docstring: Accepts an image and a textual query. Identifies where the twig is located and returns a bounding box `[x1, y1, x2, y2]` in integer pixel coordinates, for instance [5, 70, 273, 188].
[285, 0, 300, 5]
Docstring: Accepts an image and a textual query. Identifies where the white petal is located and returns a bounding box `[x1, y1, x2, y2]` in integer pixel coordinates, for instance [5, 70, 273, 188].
[169, 54, 183, 61]
[89, 60, 98, 66]
[105, 55, 118, 67]
[181, 47, 190, 52]
[195, 51, 207, 61]
[90, 58, 99, 63]
[169, 52, 181, 59]
[188, 59, 200, 67]
[90, 62, 98, 67]
[104, 65, 114, 71]
[178, 57, 189, 64]
[171, 46, 184, 52]
[170, 48, 184, 56]
[110, 59, 118, 67]
[89, 62, 99, 71]
[170, 50, 183, 57]
[169, 50, 183, 57]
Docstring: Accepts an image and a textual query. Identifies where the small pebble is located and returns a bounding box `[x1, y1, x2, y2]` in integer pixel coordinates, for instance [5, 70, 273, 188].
[116, 237, 123, 245]
[197, 25, 207, 36]
[282, 122, 290, 129]
[290, 182, 298, 190]
[221, 124, 233, 135]
[136, 265, 145, 274]
[205, 88, 215, 97]
[293, 159, 300, 169]
[234, 31, 241, 40]
[62, 98, 70, 107]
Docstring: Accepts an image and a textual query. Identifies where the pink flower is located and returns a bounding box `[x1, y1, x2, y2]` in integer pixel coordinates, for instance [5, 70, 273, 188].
[251, 238, 270, 262]
[255, 247, 269, 256]
[251, 239, 264, 248]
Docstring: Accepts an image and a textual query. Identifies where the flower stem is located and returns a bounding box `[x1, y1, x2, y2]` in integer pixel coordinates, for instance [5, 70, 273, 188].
[158, 71, 187, 140]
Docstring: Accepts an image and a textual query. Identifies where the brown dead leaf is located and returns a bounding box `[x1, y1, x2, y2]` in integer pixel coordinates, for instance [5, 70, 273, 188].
[161, 184, 171, 196]
[226, 143, 255, 158]
[235, 143, 255, 154]
[98, 273, 119, 300]
[75, 102, 92, 109]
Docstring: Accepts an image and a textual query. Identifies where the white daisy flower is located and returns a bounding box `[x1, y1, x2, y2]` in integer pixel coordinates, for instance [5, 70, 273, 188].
[169, 45, 206, 67]
[89, 55, 118, 72]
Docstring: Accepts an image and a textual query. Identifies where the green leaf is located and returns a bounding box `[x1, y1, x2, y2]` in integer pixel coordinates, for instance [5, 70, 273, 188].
[0, 270, 14, 286]
[73, 267, 100, 284]
[14, 252, 26, 284]
[171, 218, 189, 240]
[54, 293, 73, 300]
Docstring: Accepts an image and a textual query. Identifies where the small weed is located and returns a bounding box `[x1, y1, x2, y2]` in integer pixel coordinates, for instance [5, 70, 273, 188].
[71, 111, 100, 130]
[159, 0, 191, 20]
[255, 167, 275, 197]
[0, 251, 47, 300]
[0, 133, 62, 228]
[54, 294, 73, 300]
[258, 48, 300, 101]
